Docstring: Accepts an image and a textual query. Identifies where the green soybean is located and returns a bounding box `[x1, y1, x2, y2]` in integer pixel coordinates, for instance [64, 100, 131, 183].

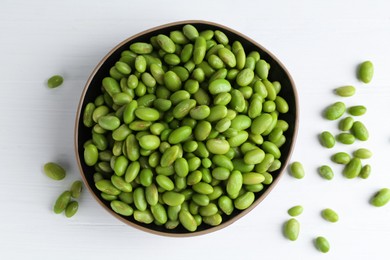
[135, 107, 160, 121]
[125, 161, 141, 182]
[139, 135, 160, 150]
[170, 30, 189, 44]
[208, 79, 232, 95]
[231, 115, 251, 131]
[83, 103, 95, 127]
[218, 196, 234, 215]
[336, 133, 355, 145]
[163, 191, 185, 206]
[283, 218, 300, 241]
[203, 213, 222, 226]
[315, 236, 330, 253]
[370, 188, 390, 207]
[348, 105, 367, 116]
[134, 209, 154, 224]
[84, 144, 99, 166]
[172, 99, 196, 119]
[98, 115, 120, 130]
[261, 141, 281, 159]
[47, 75, 64, 88]
[53, 191, 71, 214]
[133, 187, 147, 211]
[161, 145, 180, 167]
[111, 175, 132, 192]
[353, 148, 372, 159]
[318, 165, 334, 180]
[230, 89, 245, 112]
[118, 192, 133, 204]
[321, 208, 339, 223]
[227, 170, 243, 199]
[70, 180, 83, 198]
[244, 149, 265, 165]
[324, 102, 346, 120]
[65, 201, 79, 218]
[287, 205, 303, 217]
[101, 193, 117, 201]
[183, 24, 199, 41]
[234, 191, 255, 210]
[145, 183, 158, 206]
[255, 154, 274, 173]
[95, 180, 121, 196]
[43, 162, 66, 180]
[319, 131, 335, 148]
[255, 60, 268, 79]
[289, 162, 305, 179]
[168, 126, 192, 144]
[193, 36, 207, 64]
[343, 158, 362, 179]
[151, 203, 168, 224]
[251, 114, 273, 135]
[358, 61, 374, 83]
[236, 68, 254, 87]
[156, 175, 175, 191]
[156, 34, 176, 53]
[192, 182, 214, 195]
[359, 164, 371, 179]
[179, 210, 197, 231]
[351, 121, 369, 141]
[218, 47, 236, 68]
[335, 85, 355, 97]
[206, 139, 230, 155]
[111, 200, 133, 216]
[339, 117, 354, 131]
[174, 158, 189, 177]
[332, 152, 351, 164]
[130, 42, 153, 54]
[212, 155, 234, 171]
[275, 96, 289, 113]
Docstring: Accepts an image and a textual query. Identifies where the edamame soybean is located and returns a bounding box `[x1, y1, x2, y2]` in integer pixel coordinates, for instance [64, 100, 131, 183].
[348, 105, 366, 116]
[358, 61, 374, 83]
[324, 102, 346, 120]
[53, 191, 71, 214]
[371, 188, 390, 207]
[47, 75, 64, 88]
[111, 200, 133, 216]
[65, 201, 79, 218]
[315, 236, 330, 253]
[70, 180, 83, 198]
[351, 121, 369, 141]
[44, 162, 66, 180]
[335, 85, 355, 97]
[343, 158, 362, 179]
[287, 205, 303, 217]
[318, 165, 334, 180]
[321, 208, 339, 223]
[353, 148, 372, 159]
[319, 131, 335, 148]
[289, 162, 305, 179]
[283, 218, 300, 241]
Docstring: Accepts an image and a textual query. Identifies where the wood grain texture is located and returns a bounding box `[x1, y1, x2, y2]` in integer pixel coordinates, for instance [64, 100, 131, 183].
[1, 0, 390, 259]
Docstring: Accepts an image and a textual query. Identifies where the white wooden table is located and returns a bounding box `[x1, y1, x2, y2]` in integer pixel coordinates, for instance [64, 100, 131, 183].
[1, 0, 390, 259]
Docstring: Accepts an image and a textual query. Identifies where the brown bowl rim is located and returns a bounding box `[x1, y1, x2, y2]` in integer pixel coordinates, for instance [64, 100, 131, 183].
[74, 19, 299, 237]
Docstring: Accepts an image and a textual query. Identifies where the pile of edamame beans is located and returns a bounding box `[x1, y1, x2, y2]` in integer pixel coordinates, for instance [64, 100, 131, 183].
[82, 24, 290, 232]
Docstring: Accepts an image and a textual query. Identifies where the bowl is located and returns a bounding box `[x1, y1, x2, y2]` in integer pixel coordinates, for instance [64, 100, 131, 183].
[74, 20, 298, 236]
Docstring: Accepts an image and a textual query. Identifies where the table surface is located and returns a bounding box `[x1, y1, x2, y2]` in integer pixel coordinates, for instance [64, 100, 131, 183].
[1, 0, 390, 259]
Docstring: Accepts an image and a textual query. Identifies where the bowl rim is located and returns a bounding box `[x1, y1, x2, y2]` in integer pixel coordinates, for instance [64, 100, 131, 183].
[74, 19, 299, 237]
